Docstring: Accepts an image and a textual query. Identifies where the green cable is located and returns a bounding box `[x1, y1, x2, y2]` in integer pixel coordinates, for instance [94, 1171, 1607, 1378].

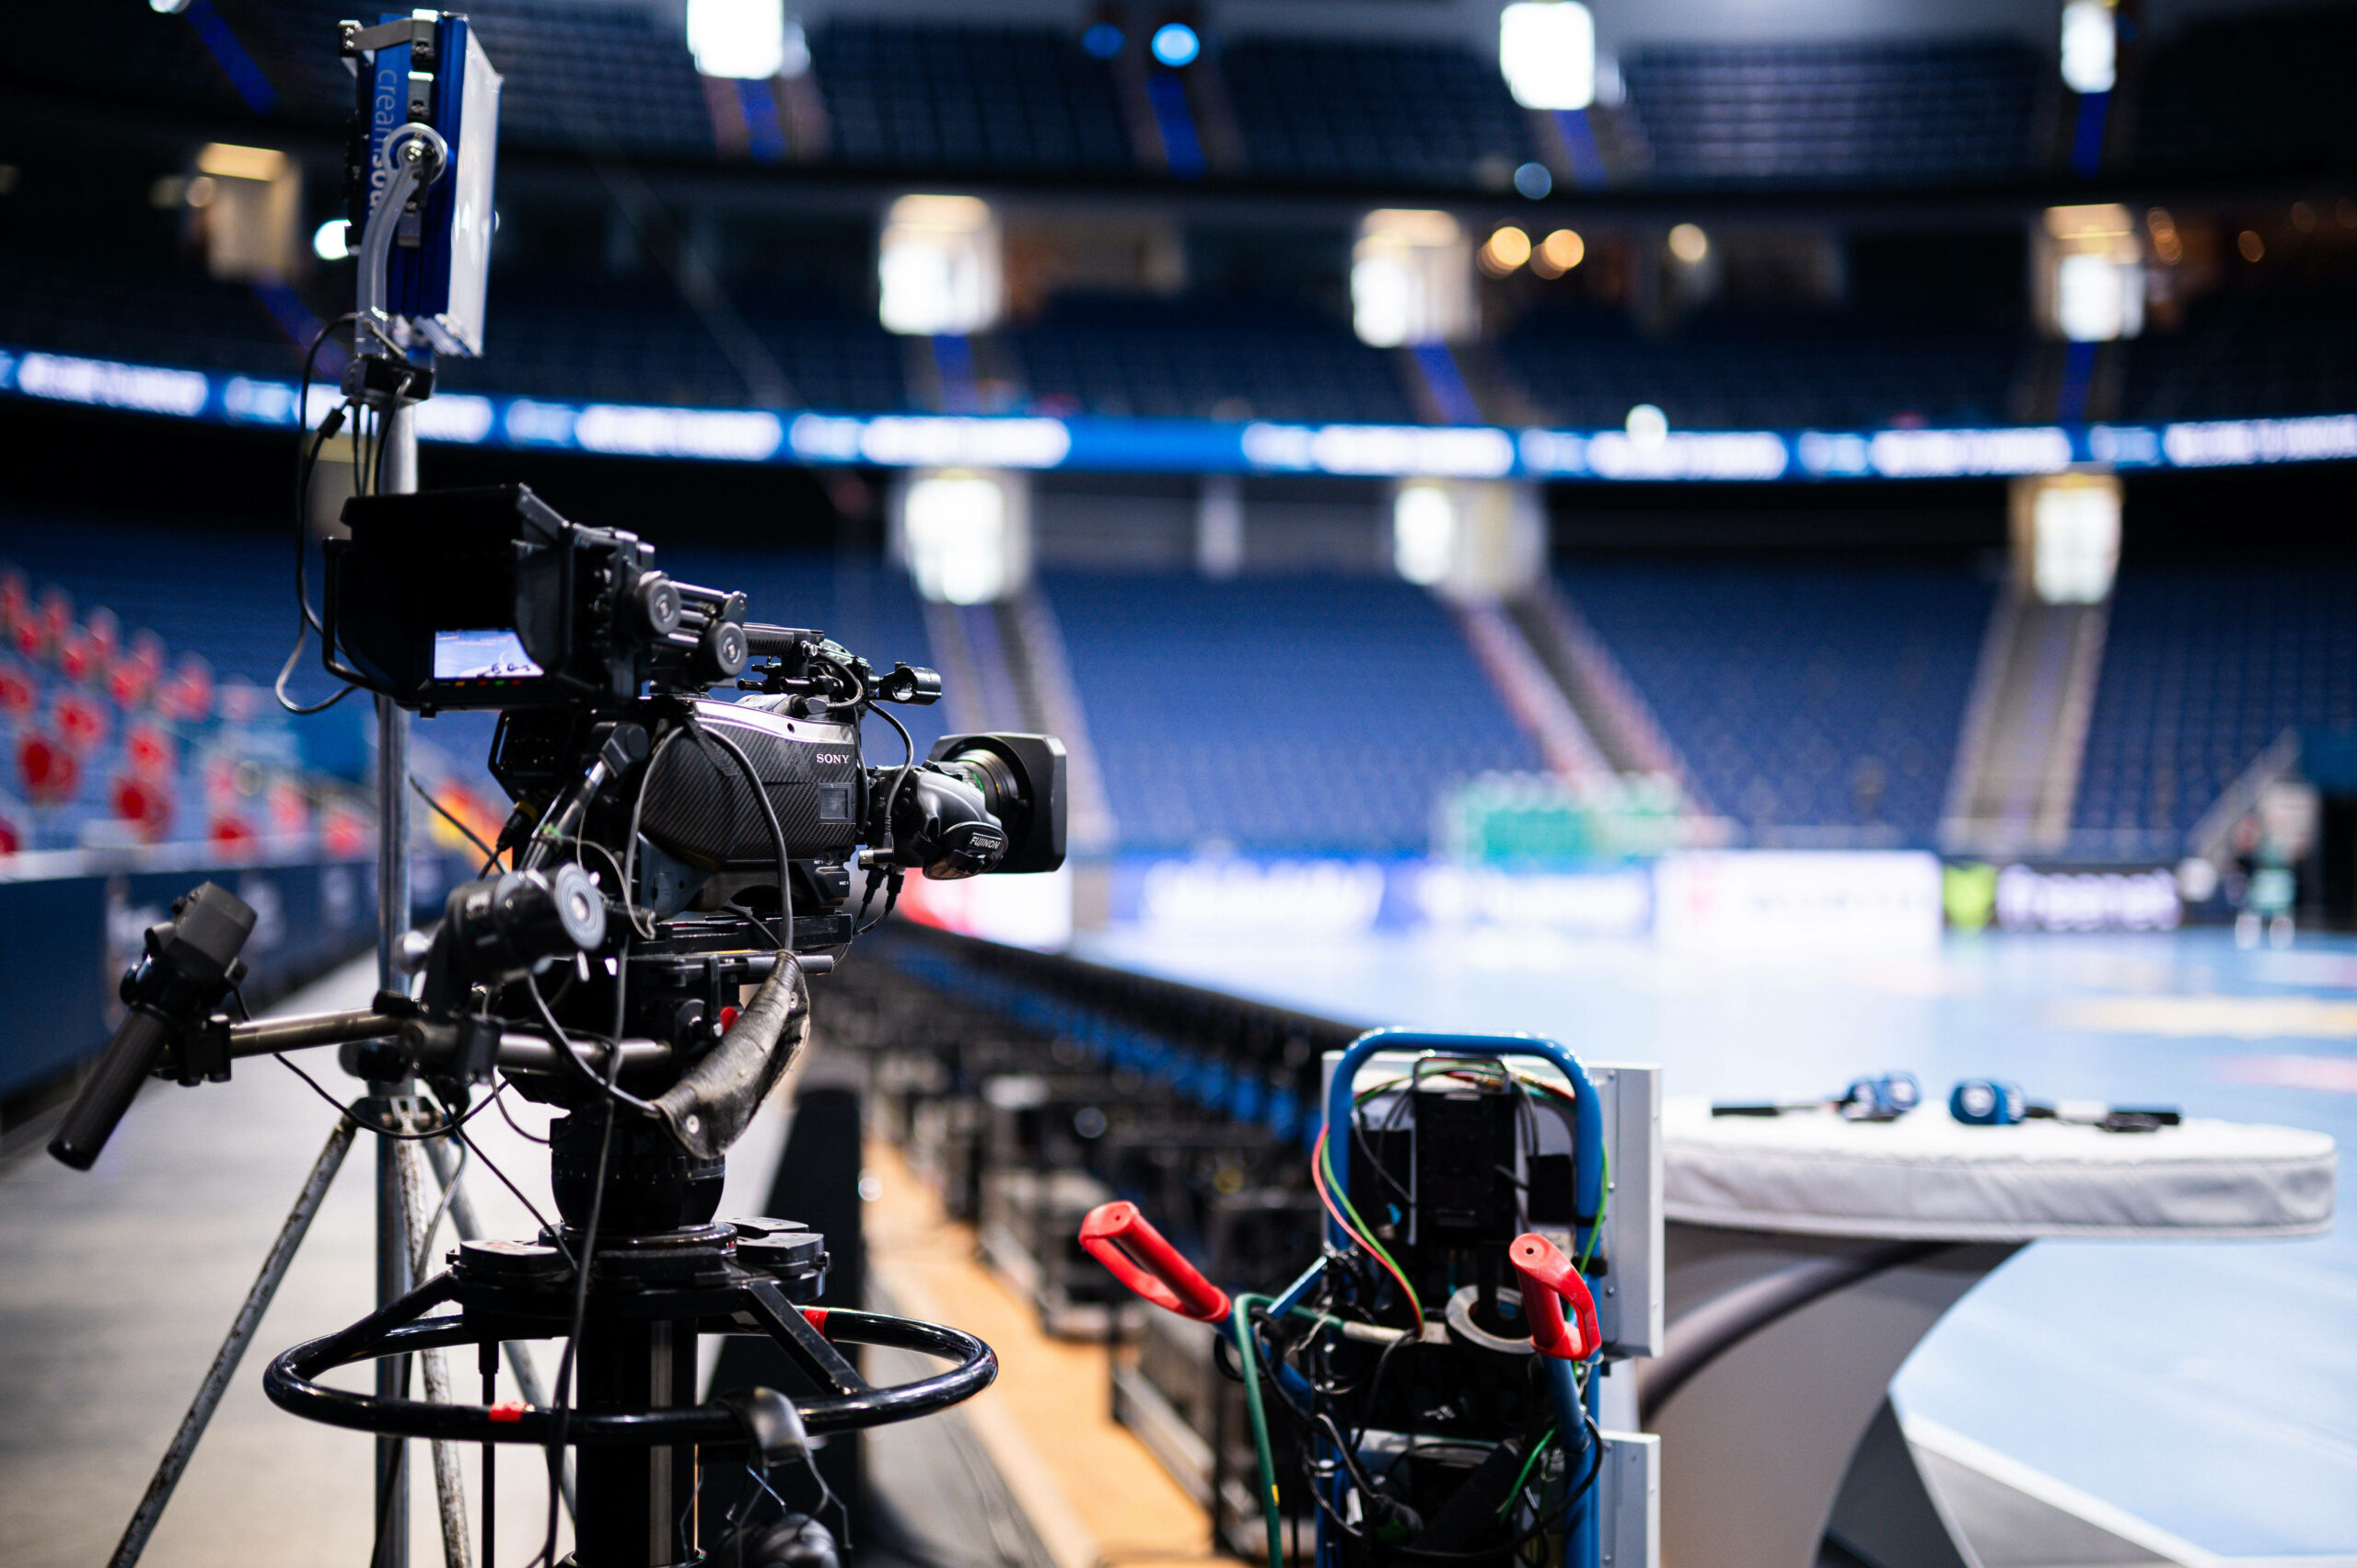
[1578, 1140, 1611, 1272]
[1319, 1125, 1423, 1324]
[1496, 1427, 1557, 1518]
[1232, 1292, 1285, 1568]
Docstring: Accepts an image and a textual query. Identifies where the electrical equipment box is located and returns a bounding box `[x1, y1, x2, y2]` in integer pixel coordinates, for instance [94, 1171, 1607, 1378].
[1326, 1049, 1664, 1357]
[348, 9, 502, 356]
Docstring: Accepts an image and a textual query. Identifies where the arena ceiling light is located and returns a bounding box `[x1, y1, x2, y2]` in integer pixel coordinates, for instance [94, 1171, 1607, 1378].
[1480, 226, 1532, 277]
[1151, 22, 1200, 67]
[2039, 203, 2142, 342]
[686, 0, 800, 80]
[1532, 228, 1585, 277]
[1499, 2, 1596, 111]
[2060, 0, 2116, 94]
[879, 194, 1003, 336]
[1353, 210, 1473, 347]
[900, 470, 1028, 604]
[2018, 472, 2121, 604]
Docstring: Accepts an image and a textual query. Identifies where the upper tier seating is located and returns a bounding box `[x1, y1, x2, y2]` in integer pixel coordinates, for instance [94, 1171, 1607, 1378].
[813, 17, 1132, 175]
[19, 6, 2343, 188]
[2136, 3, 2357, 177]
[1620, 39, 2042, 187]
[1221, 36, 1537, 189]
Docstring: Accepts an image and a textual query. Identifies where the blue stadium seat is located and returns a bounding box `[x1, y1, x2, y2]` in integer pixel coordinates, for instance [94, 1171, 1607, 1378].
[2074, 563, 2357, 842]
[1221, 36, 1538, 189]
[2137, 3, 2357, 177]
[1499, 302, 2025, 430]
[813, 17, 1132, 175]
[0, 250, 302, 377]
[2123, 285, 2357, 422]
[1559, 559, 1991, 842]
[1011, 294, 1416, 424]
[432, 270, 907, 411]
[1620, 40, 2040, 187]
[1043, 571, 1543, 854]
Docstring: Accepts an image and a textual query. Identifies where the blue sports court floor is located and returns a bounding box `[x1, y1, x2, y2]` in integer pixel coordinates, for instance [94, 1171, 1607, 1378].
[1077, 925, 2357, 1562]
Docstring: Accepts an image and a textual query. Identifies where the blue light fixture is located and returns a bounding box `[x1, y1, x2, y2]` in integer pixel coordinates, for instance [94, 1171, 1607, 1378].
[1081, 20, 1123, 58]
[1150, 22, 1200, 67]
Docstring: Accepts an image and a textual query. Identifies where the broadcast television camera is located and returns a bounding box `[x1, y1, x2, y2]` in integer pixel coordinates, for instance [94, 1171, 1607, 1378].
[49, 484, 1065, 1568]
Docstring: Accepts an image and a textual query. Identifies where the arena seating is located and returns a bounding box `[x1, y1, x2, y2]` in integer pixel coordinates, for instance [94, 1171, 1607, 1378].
[2074, 562, 2357, 843]
[459, 0, 717, 158]
[1043, 571, 1544, 854]
[812, 17, 1132, 175]
[1011, 294, 1417, 424]
[2136, 2, 2357, 177]
[26, 5, 2353, 192]
[1499, 303, 2025, 431]
[436, 271, 908, 412]
[1619, 39, 2043, 187]
[1559, 559, 1992, 843]
[0, 250, 304, 379]
[1220, 36, 1538, 189]
[0, 510, 357, 853]
[2122, 285, 2357, 422]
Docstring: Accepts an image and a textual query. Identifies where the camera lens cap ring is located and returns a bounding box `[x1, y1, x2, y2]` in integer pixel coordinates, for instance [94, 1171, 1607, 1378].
[637, 576, 683, 636]
[704, 621, 749, 679]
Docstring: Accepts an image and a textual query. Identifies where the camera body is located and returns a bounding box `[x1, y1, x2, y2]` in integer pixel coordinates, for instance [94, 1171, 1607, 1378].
[316, 482, 1066, 1203]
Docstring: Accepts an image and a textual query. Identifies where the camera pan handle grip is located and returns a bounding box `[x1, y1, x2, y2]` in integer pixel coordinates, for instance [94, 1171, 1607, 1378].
[743, 624, 814, 657]
[1510, 1231, 1600, 1361]
[1079, 1201, 1231, 1322]
[48, 1005, 173, 1170]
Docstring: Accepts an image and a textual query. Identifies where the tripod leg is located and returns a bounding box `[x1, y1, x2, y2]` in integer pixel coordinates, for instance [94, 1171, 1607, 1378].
[421, 1132, 576, 1520]
[399, 1138, 475, 1568]
[104, 1115, 359, 1568]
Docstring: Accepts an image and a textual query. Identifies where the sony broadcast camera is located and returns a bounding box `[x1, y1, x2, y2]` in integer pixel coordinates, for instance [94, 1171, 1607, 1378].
[53, 482, 1066, 1229]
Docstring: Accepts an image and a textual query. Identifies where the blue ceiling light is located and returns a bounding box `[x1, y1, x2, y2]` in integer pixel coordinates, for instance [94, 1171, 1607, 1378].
[1151, 22, 1200, 68]
[1081, 21, 1124, 58]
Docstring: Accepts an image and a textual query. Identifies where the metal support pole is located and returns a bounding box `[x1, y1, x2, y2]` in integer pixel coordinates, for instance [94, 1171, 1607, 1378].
[372, 391, 420, 1568]
[400, 1139, 474, 1568]
[421, 1136, 576, 1519]
[104, 1117, 359, 1568]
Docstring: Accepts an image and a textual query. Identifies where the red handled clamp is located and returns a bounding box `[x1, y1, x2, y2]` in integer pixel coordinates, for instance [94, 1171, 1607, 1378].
[1079, 1201, 1232, 1323]
[1510, 1232, 1600, 1360]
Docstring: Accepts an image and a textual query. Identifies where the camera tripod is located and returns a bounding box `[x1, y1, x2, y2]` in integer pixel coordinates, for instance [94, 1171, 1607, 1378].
[89, 993, 998, 1568]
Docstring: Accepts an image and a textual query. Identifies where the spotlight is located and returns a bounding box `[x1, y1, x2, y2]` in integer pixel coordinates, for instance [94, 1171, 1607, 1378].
[1513, 162, 1552, 199]
[1667, 223, 1708, 263]
[1534, 228, 1585, 276]
[1480, 226, 1532, 275]
[312, 219, 351, 261]
[1081, 21, 1124, 58]
[1151, 23, 1199, 67]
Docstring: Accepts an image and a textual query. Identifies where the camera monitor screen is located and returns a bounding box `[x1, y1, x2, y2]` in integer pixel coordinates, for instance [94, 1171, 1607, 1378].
[433, 629, 543, 684]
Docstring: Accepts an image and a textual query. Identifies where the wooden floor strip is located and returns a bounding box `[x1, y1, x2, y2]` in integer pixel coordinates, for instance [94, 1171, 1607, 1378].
[862, 1139, 1239, 1568]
